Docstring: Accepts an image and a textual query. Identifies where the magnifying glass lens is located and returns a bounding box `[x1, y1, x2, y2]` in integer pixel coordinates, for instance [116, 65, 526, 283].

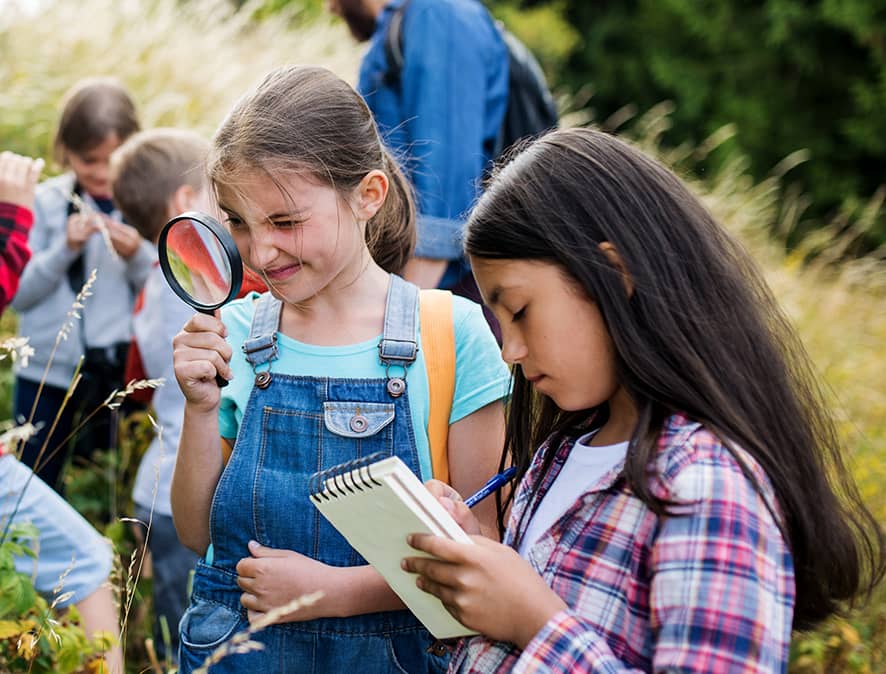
[159, 212, 244, 389]
[164, 217, 234, 308]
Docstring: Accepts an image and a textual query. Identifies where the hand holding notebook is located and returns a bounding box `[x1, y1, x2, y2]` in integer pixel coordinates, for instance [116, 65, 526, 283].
[309, 452, 478, 639]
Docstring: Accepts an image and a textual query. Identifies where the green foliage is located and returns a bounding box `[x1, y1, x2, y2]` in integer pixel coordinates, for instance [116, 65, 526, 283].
[64, 411, 165, 672]
[0, 522, 39, 617]
[790, 587, 886, 673]
[245, 0, 326, 23]
[0, 523, 110, 673]
[488, 1, 580, 78]
[64, 411, 154, 529]
[548, 0, 886, 250]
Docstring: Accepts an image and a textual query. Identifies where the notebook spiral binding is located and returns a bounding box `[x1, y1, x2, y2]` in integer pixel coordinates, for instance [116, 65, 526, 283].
[309, 451, 388, 502]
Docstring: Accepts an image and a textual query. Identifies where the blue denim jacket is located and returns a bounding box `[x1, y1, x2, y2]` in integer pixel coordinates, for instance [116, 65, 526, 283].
[358, 0, 509, 263]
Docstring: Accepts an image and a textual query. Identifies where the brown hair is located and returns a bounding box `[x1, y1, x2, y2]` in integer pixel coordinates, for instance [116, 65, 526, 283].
[208, 65, 415, 274]
[111, 128, 210, 242]
[54, 77, 140, 164]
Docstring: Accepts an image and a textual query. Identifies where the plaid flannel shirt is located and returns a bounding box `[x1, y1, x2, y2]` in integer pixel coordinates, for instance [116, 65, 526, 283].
[0, 202, 32, 313]
[0, 202, 33, 458]
[451, 413, 794, 673]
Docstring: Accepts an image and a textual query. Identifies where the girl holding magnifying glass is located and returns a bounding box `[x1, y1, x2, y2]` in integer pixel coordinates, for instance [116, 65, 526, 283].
[170, 65, 510, 673]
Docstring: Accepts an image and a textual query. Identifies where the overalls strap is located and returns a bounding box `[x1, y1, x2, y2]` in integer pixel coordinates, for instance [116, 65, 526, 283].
[241, 277, 420, 371]
[240, 293, 282, 369]
[378, 274, 419, 366]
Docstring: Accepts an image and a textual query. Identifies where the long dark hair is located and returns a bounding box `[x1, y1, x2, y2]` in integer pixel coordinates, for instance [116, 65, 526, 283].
[465, 127, 885, 630]
[208, 65, 415, 274]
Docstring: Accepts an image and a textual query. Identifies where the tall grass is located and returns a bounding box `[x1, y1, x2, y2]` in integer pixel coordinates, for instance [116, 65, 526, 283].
[1, 0, 884, 671]
[0, 0, 362, 161]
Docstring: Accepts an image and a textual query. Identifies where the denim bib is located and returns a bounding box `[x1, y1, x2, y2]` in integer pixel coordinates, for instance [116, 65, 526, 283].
[179, 276, 449, 673]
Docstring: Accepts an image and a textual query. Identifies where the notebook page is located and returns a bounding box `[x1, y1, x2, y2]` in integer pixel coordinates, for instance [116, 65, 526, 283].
[312, 457, 477, 639]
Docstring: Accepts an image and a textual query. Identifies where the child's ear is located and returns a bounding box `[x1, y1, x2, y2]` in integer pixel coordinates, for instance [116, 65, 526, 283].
[599, 242, 634, 297]
[354, 170, 389, 221]
[168, 184, 197, 219]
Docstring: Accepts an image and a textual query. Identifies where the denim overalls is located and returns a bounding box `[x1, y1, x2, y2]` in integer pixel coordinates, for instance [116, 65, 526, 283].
[178, 276, 450, 673]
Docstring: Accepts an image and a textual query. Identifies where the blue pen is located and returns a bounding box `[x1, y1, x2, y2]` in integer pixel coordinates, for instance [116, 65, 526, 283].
[463, 467, 518, 508]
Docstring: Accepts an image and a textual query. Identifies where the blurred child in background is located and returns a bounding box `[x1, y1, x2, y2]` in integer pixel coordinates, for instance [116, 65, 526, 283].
[12, 77, 153, 493]
[111, 128, 211, 665]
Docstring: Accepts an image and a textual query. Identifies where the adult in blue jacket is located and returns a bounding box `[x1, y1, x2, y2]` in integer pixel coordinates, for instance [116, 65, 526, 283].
[331, 0, 509, 296]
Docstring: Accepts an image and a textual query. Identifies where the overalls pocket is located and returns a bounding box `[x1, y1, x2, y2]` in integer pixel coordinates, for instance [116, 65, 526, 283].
[388, 627, 451, 674]
[322, 401, 395, 438]
[256, 401, 396, 564]
[179, 595, 243, 656]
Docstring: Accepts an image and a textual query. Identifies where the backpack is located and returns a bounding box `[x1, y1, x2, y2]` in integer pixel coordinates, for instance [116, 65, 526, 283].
[383, 0, 558, 159]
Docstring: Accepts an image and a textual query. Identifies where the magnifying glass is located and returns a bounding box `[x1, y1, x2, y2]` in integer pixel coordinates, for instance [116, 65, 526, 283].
[158, 211, 243, 387]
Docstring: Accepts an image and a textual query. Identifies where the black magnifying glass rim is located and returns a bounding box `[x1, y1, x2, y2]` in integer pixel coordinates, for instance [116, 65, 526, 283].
[158, 210, 244, 312]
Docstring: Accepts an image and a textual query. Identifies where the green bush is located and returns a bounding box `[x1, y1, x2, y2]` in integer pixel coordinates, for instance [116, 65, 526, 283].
[555, 0, 886, 250]
[0, 523, 112, 673]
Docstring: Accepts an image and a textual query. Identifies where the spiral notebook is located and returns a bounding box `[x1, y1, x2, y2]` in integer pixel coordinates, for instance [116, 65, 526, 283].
[309, 453, 478, 639]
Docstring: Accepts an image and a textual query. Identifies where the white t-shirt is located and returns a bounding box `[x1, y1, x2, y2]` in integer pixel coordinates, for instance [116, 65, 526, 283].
[518, 432, 629, 556]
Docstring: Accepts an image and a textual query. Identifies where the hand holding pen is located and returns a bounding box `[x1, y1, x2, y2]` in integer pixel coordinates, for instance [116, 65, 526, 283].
[423, 467, 518, 537]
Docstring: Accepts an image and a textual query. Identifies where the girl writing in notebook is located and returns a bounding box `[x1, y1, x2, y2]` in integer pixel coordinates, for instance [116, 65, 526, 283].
[404, 127, 886, 672]
[170, 65, 510, 673]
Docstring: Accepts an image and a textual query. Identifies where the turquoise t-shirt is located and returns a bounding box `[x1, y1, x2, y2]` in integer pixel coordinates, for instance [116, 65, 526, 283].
[218, 292, 511, 481]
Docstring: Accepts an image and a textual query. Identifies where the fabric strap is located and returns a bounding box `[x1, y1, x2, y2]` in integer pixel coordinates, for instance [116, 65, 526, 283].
[419, 289, 455, 484]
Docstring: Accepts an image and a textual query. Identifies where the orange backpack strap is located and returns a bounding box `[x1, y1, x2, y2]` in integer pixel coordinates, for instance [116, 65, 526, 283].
[419, 289, 456, 484]
[221, 438, 234, 466]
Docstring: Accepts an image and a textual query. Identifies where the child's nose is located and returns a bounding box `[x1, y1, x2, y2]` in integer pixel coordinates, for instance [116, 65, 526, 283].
[250, 236, 279, 269]
[499, 333, 527, 365]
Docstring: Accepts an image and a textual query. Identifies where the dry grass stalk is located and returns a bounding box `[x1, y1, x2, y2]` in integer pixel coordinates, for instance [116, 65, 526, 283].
[0, 0, 361, 155]
[103, 378, 165, 411]
[67, 190, 120, 260]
